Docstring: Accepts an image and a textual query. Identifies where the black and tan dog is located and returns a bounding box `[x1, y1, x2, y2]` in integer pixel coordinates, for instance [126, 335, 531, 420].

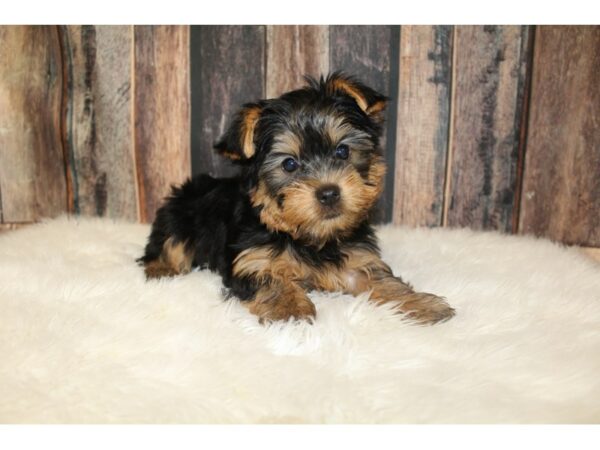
[139, 73, 455, 325]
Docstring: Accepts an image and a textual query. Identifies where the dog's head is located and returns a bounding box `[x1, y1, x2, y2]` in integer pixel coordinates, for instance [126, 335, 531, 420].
[215, 72, 387, 244]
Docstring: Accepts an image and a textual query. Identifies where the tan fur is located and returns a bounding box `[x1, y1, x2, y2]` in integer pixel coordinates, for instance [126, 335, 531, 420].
[344, 249, 455, 324]
[272, 129, 301, 158]
[250, 157, 386, 245]
[220, 150, 242, 161]
[327, 78, 387, 123]
[240, 105, 261, 158]
[330, 78, 369, 112]
[144, 260, 180, 279]
[366, 100, 386, 116]
[365, 100, 387, 123]
[366, 277, 455, 325]
[144, 238, 192, 279]
[246, 281, 316, 323]
[324, 115, 355, 144]
[234, 243, 454, 325]
[233, 244, 386, 293]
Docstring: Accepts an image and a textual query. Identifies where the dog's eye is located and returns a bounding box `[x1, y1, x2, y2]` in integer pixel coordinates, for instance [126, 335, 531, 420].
[335, 144, 350, 160]
[282, 157, 299, 172]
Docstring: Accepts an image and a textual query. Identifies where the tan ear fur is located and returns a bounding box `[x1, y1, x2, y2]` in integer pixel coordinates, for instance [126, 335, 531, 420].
[240, 105, 261, 159]
[214, 103, 263, 161]
[325, 74, 388, 123]
[330, 77, 369, 112]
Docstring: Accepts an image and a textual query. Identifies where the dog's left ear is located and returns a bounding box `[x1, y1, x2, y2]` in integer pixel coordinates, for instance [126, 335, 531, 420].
[214, 102, 263, 161]
[325, 73, 388, 124]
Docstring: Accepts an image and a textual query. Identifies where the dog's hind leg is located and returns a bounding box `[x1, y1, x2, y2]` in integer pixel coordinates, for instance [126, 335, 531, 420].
[141, 237, 193, 279]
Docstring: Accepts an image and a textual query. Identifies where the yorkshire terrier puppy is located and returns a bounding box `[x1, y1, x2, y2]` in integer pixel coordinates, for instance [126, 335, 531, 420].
[139, 73, 455, 325]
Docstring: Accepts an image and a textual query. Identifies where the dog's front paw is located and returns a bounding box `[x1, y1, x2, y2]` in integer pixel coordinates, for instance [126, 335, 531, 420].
[398, 293, 455, 325]
[258, 303, 316, 325]
[248, 291, 316, 324]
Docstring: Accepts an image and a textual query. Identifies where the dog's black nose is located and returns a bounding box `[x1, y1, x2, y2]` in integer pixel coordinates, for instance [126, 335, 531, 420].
[316, 185, 341, 206]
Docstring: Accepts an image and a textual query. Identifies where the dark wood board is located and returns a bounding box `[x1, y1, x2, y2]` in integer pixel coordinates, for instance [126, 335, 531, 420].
[445, 25, 531, 232]
[190, 25, 265, 178]
[519, 26, 600, 246]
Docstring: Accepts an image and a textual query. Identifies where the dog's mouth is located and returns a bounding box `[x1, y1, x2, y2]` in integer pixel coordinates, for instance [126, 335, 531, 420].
[322, 210, 342, 220]
[318, 201, 345, 221]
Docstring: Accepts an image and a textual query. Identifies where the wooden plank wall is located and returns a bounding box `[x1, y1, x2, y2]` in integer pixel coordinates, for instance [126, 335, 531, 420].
[266, 26, 329, 99]
[519, 26, 600, 246]
[134, 26, 190, 222]
[0, 25, 190, 225]
[59, 25, 138, 220]
[191, 26, 265, 179]
[445, 26, 531, 232]
[0, 26, 66, 223]
[393, 25, 452, 227]
[0, 25, 598, 248]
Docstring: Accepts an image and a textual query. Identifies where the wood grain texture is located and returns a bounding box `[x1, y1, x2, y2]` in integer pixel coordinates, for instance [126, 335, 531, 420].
[0, 26, 67, 222]
[329, 26, 392, 96]
[266, 26, 329, 98]
[393, 26, 452, 227]
[60, 26, 138, 220]
[134, 26, 191, 223]
[329, 25, 396, 223]
[190, 26, 265, 178]
[445, 26, 531, 231]
[519, 26, 600, 246]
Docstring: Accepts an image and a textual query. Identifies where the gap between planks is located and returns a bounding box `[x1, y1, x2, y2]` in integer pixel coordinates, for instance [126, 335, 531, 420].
[441, 26, 457, 227]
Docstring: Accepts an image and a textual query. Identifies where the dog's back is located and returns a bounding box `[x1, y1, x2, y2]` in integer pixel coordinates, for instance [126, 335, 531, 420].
[139, 174, 248, 279]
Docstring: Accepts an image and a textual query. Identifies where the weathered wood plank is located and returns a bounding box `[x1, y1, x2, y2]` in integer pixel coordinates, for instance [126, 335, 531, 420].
[0, 26, 67, 222]
[393, 25, 452, 227]
[266, 25, 329, 98]
[329, 25, 392, 95]
[134, 26, 191, 223]
[329, 25, 396, 223]
[519, 26, 600, 246]
[60, 25, 138, 220]
[445, 25, 532, 232]
[190, 25, 265, 178]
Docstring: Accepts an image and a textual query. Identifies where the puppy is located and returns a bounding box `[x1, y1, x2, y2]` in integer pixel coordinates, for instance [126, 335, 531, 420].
[139, 73, 455, 325]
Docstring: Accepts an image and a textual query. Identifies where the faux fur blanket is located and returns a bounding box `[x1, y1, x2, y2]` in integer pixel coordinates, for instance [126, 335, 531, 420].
[1, 217, 599, 423]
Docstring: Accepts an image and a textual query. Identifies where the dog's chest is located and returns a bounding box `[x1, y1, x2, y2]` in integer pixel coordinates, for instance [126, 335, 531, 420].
[232, 244, 377, 293]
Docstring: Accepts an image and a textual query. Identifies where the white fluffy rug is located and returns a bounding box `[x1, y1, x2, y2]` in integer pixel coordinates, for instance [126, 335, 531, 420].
[1, 217, 599, 423]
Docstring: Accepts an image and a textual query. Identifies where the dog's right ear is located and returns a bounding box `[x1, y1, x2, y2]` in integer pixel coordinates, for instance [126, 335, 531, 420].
[214, 102, 263, 161]
[324, 72, 388, 125]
